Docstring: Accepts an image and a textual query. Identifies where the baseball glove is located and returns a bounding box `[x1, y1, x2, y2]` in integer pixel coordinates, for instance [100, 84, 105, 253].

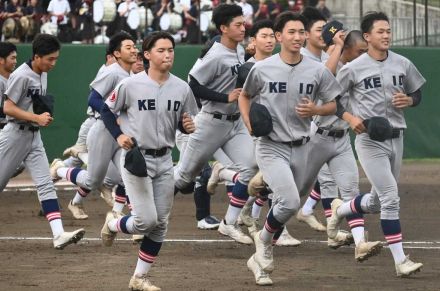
[124, 138, 148, 177]
[363, 116, 393, 142]
[32, 94, 55, 116]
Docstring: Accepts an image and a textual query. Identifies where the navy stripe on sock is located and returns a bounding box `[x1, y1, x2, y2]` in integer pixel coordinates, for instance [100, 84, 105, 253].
[115, 184, 126, 198]
[313, 180, 321, 194]
[41, 199, 60, 214]
[119, 215, 131, 234]
[140, 236, 163, 257]
[381, 219, 401, 236]
[353, 195, 364, 213]
[69, 168, 83, 185]
[266, 209, 283, 232]
[230, 181, 249, 208]
[273, 226, 284, 241]
[321, 198, 334, 210]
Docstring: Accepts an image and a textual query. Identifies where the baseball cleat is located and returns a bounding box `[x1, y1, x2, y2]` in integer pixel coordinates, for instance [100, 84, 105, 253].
[239, 204, 254, 227]
[247, 254, 273, 286]
[132, 235, 144, 244]
[326, 198, 344, 239]
[395, 256, 423, 277]
[49, 158, 65, 182]
[99, 185, 114, 207]
[206, 161, 223, 194]
[275, 228, 301, 247]
[218, 220, 253, 245]
[327, 230, 354, 249]
[254, 230, 275, 273]
[296, 208, 326, 232]
[67, 200, 88, 220]
[247, 219, 261, 237]
[197, 215, 220, 230]
[63, 143, 87, 158]
[355, 240, 383, 262]
[101, 211, 121, 247]
[247, 171, 267, 197]
[129, 274, 161, 291]
[53, 228, 85, 250]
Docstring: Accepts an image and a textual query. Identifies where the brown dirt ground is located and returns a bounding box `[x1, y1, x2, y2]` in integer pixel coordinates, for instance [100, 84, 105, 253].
[0, 161, 439, 291]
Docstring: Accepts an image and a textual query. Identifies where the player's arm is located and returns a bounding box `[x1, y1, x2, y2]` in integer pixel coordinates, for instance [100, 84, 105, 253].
[392, 89, 422, 109]
[87, 89, 105, 112]
[325, 31, 345, 75]
[238, 89, 252, 134]
[295, 97, 336, 118]
[188, 76, 229, 103]
[3, 98, 52, 126]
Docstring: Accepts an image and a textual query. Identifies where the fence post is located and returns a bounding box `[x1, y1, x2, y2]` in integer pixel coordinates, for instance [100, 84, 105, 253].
[425, 0, 428, 46]
[413, 0, 417, 46]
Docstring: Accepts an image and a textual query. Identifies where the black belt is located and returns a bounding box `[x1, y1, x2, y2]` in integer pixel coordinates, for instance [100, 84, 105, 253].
[0, 123, 6, 129]
[391, 128, 404, 139]
[142, 147, 169, 157]
[269, 136, 310, 147]
[316, 127, 349, 138]
[212, 112, 241, 121]
[18, 124, 39, 132]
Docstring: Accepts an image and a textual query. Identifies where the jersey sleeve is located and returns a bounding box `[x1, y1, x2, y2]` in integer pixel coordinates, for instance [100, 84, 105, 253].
[404, 61, 426, 94]
[105, 82, 127, 113]
[242, 66, 262, 99]
[317, 67, 342, 103]
[4, 74, 28, 104]
[336, 65, 354, 97]
[188, 52, 218, 86]
[182, 86, 199, 116]
[90, 69, 117, 98]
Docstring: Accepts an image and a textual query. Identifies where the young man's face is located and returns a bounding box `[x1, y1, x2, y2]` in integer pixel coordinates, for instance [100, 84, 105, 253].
[252, 27, 275, 55]
[344, 39, 368, 62]
[364, 20, 391, 52]
[222, 15, 246, 43]
[115, 39, 137, 65]
[132, 55, 144, 73]
[144, 38, 174, 72]
[35, 51, 59, 72]
[0, 51, 17, 73]
[276, 20, 306, 54]
[305, 20, 326, 50]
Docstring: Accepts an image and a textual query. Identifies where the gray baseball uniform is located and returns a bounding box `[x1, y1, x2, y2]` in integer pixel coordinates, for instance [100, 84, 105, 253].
[106, 71, 198, 240]
[336, 51, 425, 220]
[174, 42, 257, 192]
[244, 53, 341, 223]
[0, 62, 56, 202]
[0, 75, 7, 125]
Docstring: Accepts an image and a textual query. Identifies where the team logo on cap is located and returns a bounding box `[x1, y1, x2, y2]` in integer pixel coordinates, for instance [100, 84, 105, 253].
[329, 26, 337, 34]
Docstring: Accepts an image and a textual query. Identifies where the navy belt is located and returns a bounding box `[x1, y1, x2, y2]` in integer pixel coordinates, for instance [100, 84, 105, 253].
[316, 127, 349, 138]
[212, 112, 241, 121]
[19, 124, 39, 132]
[269, 136, 310, 147]
[142, 147, 169, 157]
[391, 128, 404, 139]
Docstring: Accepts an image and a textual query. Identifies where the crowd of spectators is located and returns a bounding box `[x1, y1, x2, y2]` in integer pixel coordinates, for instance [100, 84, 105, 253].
[0, 0, 331, 44]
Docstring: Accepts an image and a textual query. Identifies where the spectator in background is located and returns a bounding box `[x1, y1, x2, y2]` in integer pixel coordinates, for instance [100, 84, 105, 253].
[238, 0, 253, 30]
[153, 0, 173, 31]
[47, 0, 71, 25]
[75, 0, 94, 43]
[23, 0, 44, 41]
[267, 0, 280, 21]
[288, 0, 304, 13]
[3, 0, 23, 41]
[254, 0, 269, 21]
[185, 0, 200, 44]
[316, 0, 331, 20]
[118, 0, 139, 39]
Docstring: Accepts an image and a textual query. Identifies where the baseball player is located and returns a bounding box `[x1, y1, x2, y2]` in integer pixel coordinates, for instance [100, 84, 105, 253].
[50, 32, 137, 219]
[0, 34, 85, 249]
[174, 4, 258, 244]
[100, 31, 197, 291]
[238, 12, 342, 284]
[327, 11, 425, 277]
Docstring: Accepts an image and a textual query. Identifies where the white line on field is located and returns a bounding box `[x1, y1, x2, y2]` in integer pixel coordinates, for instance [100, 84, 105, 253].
[0, 237, 439, 249]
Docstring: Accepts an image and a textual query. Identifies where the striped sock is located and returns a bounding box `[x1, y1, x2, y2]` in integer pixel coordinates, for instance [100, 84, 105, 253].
[381, 219, 405, 264]
[113, 184, 126, 213]
[72, 187, 90, 204]
[226, 184, 234, 200]
[272, 226, 284, 245]
[225, 181, 249, 224]
[41, 199, 64, 237]
[65, 167, 83, 185]
[252, 198, 266, 219]
[135, 237, 162, 276]
[346, 213, 365, 245]
[337, 194, 366, 217]
[260, 209, 283, 243]
[321, 198, 334, 218]
[302, 182, 321, 215]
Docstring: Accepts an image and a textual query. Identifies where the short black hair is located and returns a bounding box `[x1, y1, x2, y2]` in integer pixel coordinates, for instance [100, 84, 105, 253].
[0, 42, 17, 59]
[108, 31, 134, 56]
[301, 7, 326, 31]
[249, 19, 274, 38]
[142, 31, 175, 52]
[344, 30, 366, 48]
[361, 11, 389, 34]
[274, 12, 307, 33]
[32, 34, 60, 57]
[212, 4, 243, 32]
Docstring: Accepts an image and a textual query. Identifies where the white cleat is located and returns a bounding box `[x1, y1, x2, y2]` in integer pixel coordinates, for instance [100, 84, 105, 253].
[207, 161, 223, 194]
[247, 219, 261, 237]
[296, 208, 326, 232]
[99, 185, 114, 207]
[49, 158, 65, 182]
[328, 230, 354, 249]
[239, 204, 254, 227]
[395, 256, 423, 277]
[53, 228, 85, 250]
[129, 274, 161, 291]
[254, 230, 274, 273]
[197, 215, 220, 230]
[247, 255, 273, 286]
[63, 143, 87, 158]
[355, 240, 383, 262]
[100, 211, 122, 247]
[275, 228, 301, 247]
[67, 200, 88, 220]
[247, 171, 266, 197]
[218, 220, 253, 245]
[326, 198, 344, 239]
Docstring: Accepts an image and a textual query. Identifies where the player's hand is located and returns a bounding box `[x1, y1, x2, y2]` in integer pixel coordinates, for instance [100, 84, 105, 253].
[295, 97, 317, 118]
[392, 92, 413, 109]
[347, 115, 365, 134]
[117, 134, 134, 150]
[35, 112, 53, 127]
[332, 30, 346, 48]
[182, 112, 195, 134]
[228, 88, 242, 103]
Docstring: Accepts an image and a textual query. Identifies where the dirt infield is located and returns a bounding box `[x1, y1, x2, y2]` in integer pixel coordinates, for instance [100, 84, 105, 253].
[1, 161, 439, 290]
